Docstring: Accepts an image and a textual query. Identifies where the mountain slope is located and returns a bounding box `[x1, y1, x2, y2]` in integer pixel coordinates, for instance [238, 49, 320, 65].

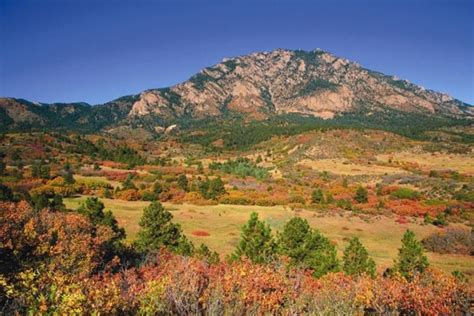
[1, 48, 472, 133]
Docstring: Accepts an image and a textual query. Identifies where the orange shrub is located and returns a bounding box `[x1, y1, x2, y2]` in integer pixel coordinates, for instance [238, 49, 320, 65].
[114, 189, 141, 201]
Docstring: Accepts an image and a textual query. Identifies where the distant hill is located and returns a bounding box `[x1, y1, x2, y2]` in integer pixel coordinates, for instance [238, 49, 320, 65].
[1, 48, 472, 134]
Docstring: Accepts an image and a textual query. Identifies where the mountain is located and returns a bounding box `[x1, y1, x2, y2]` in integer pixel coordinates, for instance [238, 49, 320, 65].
[1, 48, 472, 133]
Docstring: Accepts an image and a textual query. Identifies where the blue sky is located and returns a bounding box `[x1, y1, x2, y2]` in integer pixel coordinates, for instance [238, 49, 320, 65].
[1, 0, 473, 104]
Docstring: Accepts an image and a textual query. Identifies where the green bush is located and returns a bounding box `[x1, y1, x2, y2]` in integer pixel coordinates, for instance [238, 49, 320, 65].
[391, 187, 420, 200]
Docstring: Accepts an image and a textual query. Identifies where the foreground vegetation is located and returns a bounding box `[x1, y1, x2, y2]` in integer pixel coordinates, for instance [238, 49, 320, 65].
[1, 199, 472, 314]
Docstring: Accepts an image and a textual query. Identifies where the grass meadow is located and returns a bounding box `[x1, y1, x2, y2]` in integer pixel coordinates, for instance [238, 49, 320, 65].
[64, 196, 474, 278]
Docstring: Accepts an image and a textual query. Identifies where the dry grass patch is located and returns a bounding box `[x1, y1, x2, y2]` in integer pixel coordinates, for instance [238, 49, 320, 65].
[377, 152, 474, 174]
[297, 158, 407, 175]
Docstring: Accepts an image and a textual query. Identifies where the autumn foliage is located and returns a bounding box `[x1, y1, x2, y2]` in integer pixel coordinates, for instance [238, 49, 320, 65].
[0, 201, 472, 314]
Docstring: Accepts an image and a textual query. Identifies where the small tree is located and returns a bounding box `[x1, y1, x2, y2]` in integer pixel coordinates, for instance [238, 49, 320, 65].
[63, 164, 75, 185]
[354, 186, 368, 203]
[31, 194, 50, 211]
[278, 217, 339, 277]
[278, 217, 311, 263]
[231, 212, 277, 264]
[177, 174, 189, 192]
[208, 177, 226, 200]
[122, 174, 136, 190]
[197, 162, 204, 173]
[343, 237, 376, 277]
[342, 177, 349, 188]
[135, 201, 185, 253]
[0, 182, 13, 201]
[153, 181, 163, 194]
[50, 194, 66, 211]
[395, 230, 429, 279]
[195, 243, 220, 264]
[77, 197, 125, 241]
[0, 152, 5, 175]
[311, 188, 324, 204]
[303, 230, 340, 278]
[32, 160, 50, 179]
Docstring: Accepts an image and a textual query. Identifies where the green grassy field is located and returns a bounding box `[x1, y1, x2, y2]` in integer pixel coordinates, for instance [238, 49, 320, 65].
[64, 196, 474, 277]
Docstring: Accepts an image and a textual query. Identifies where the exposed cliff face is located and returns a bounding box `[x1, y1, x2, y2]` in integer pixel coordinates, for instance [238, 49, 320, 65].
[126, 49, 472, 121]
[0, 48, 472, 132]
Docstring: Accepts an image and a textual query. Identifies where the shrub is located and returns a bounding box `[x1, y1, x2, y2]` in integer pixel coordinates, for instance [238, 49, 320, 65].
[114, 189, 141, 201]
[391, 187, 420, 200]
[209, 157, 269, 180]
[354, 186, 368, 203]
[422, 227, 473, 255]
[311, 188, 324, 204]
[141, 190, 158, 201]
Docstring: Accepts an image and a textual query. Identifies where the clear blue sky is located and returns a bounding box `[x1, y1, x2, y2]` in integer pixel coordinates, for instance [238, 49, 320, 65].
[1, 0, 473, 105]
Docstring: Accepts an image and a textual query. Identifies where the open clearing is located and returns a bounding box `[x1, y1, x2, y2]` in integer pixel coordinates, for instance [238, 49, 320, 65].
[64, 196, 474, 277]
[377, 152, 474, 174]
[297, 158, 407, 175]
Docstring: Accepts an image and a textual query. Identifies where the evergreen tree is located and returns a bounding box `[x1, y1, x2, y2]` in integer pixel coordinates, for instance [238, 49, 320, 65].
[231, 212, 277, 264]
[153, 181, 163, 194]
[135, 201, 185, 253]
[63, 169, 75, 184]
[303, 230, 340, 278]
[122, 174, 136, 190]
[103, 187, 112, 199]
[31, 194, 50, 211]
[278, 217, 339, 277]
[177, 174, 189, 192]
[311, 188, 324, 204]
[197, 162, 204, 173]
[0, 183, 13, 201]
[278, 217, 311, 263]
[395, 230, 429, 279]
[77, 197, 125, 241]
[342, 177, 349, 188]
[354, 186, 368, 203]
[195, 243, 220, 264]
[0, 152, 5, 175]
[343, 237, 376, 277]
[50, 194, 66, 211]
[32, 160, 50, 179]
[208, 177, 226, 200]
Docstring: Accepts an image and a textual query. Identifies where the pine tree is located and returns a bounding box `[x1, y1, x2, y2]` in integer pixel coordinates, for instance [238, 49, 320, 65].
[278, 217, 339, 277]
[177, 174, 189, 192]
[122, 174, 136, 190]
[354, 186, 368, 203]
[78, 197, 125, 241]
[303, 230, 340, 278]
[195, 243, 220, 264]
[278, 217, 311, 263]
[343, 237, 376, 277]
[208, 177, 226, 200]
[231, 212, 277, 264]
[50, 194, 66, 211]
[63, 164, 75, 184]
[135, 201, 185, 253]
[311, 188, 324, 204]
[0, 182, 13, 201]
[0, 152, 5, 175]
[395, 230, 429, 279]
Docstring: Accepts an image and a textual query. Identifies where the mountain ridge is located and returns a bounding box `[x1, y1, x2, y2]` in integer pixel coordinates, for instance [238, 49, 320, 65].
[1, 48, 472, 133]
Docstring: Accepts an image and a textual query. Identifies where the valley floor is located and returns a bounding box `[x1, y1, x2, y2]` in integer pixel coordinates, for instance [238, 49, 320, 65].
[64, 196, 474, 278]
